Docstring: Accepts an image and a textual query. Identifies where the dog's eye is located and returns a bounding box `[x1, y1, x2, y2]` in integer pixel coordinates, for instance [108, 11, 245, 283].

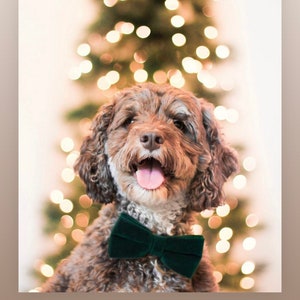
[122, 117, 135, 128]
[173, 119, 187, 132]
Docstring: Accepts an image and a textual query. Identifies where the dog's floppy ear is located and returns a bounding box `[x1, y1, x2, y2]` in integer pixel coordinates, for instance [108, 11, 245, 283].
[74, 103, 117, 204]
[188, 100, 239, 212]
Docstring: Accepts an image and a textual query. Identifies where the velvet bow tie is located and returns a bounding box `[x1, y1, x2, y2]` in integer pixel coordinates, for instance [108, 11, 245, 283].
[108, 213, 204, 278]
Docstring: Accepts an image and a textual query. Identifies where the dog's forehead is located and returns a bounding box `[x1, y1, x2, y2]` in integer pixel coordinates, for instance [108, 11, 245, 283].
[114, 88, 201, 116]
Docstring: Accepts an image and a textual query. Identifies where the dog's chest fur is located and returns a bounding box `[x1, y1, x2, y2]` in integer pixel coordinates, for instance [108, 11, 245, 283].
[57, 203, 195, 292]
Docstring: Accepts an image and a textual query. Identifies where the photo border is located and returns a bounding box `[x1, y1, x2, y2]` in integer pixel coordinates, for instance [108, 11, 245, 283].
[1, 0, 298, 299]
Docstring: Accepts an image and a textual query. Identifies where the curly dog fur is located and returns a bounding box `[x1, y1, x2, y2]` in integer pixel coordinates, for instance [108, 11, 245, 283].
[41, 83, 238, 292]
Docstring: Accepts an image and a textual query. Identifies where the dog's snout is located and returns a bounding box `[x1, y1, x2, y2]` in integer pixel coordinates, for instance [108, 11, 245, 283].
[140, 132, 164, 151]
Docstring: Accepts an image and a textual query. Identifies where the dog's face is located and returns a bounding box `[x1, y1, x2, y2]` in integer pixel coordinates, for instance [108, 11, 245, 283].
[75, 83, 238, 212]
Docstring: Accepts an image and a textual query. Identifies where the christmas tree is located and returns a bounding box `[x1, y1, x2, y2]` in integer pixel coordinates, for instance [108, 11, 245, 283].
[34, 0, 263, 291]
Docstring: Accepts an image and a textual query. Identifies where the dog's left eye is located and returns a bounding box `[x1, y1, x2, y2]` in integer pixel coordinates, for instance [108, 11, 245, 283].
[173, 119, 187, 132]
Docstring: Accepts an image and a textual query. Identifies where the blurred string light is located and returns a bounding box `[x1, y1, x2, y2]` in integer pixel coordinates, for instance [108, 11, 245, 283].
[60, 137, 75, 153]
[50, 189, 64, 204]
[172, 33, 186, 47]
[243, 156, 257, 172]
[106, 30, 121, 43]
[243, 237, 256, 251]
[213, 106, 239, 123]
[245, 213, 259, 227]
[182, 57, 202, 74]
[77, 43, 91, 57]
[116, 21, 135, 34]
[171, 15, 185, 28]
[134, 69, 148, 82]
[196, 45, 210, 59]
[153, 70, 168, 84]
[59, 199, 73, 213]
[241, 261, 255, 275]
[53, 233, 67, 246]
[215, 45, 230, 59]
[233, 174, 247, 190]
[66, 151, 80, 168]
[136, 26, 151, 39]
[204, 26, 218, 39]
[61, 167, 75, 183]
[61, 215, 74, 229]
[40, 264, 54, 278]
[165, 0, 179, 10]
[79, 60, 93, 74]
[104, 0, 118, 7]
[240, 277, 255, 290]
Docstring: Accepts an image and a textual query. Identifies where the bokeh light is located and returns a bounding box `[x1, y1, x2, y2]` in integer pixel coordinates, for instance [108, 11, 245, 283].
[241, 261, 255, 275]
[240, 277, 255, 290]
[77, 43, 91, 57]
[172, 33, 186, 47]
[233, 175, 247, 190]
[171, 15, 185, 27]
[243, 237, 256, 251]
[136, 26, 151, 38]
[50, 189, 64, 204]
[165, 0, 179, 10]
[216, 240, 230, 253]
[243, 156, 257, 172]
[40, 264, 54, 278]
[60, 137, 74, 153]
[196, 45, 210, 59]
[204, 26, 218, 39]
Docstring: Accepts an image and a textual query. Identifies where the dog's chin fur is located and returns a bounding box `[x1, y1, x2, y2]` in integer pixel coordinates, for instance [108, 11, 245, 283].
[41, 83, 238, 292]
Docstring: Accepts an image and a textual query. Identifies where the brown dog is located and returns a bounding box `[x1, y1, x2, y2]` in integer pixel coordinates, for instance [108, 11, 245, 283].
[41, 83, 238, 292]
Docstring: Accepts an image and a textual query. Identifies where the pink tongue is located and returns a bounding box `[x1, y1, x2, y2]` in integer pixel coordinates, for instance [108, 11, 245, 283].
[136, 160, 165, 190]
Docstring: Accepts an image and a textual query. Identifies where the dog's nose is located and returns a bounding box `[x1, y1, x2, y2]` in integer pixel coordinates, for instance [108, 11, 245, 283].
[140, 132, 164, 151]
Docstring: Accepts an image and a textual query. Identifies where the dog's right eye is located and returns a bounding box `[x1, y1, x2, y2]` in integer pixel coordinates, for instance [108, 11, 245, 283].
[122, 117, 135, 128]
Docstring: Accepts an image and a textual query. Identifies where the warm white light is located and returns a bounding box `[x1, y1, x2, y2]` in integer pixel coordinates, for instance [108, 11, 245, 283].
[191, 224, 203, 235]
[134, 51, 147, 63]
[104, 0, 118, 7]
[243, 156, 257, 172]
[219, 227, 233, 240]
[172, 33, 186, 47]
[200, 209, 214, 218]
[136, 26, 151, 38]
[61, 168, 75, 183]
[106, 30, 121, 43]
[106, 70, 120, 84]
[134, 69, 148, 82]
[77, 43, 91, 57]
[233, 174, 247, 190]
[153, 70, 168, 84]
[216, 204, 230, 217]
[171, 15, 185, 27]
[182, 57, 202, 73]
[216, 45, 230, 59]
[50, 189, 64, 204]
[60, 137, 74, 152]
[243, 237, 256, 251]
[119, 22, 135, 34]
[66, 151, 80, 167]
[213, 271, 223, 283]
[59, 199, 74, 213]
[241, 261, 255, 275]
[226, 108, 239, 123]
[204, 26, 218, 39]
[165, 0, 179, 10]
[97, 76, 111, 90]
[197, 72, 217, 88]
[169, 71, 185, 88]
[214, 106, 227, 120]
[216, 240, 230, 253]
[246, 213, 259, 228]
[196, 45, 210, 59]
[53, 233, 67, 246]
[68, 67, 81, 80]
[40, 264, 54, 278]
[240, 277, 255, 290]
[79, 60, 93, 74]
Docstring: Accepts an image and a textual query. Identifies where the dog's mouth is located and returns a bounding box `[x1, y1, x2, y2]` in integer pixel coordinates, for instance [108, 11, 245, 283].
[132, 158, 166, 190]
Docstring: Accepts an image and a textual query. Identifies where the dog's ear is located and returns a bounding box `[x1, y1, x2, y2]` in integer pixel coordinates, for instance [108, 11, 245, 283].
[188, 100, 239, 212]
[74, 103, 117, 204]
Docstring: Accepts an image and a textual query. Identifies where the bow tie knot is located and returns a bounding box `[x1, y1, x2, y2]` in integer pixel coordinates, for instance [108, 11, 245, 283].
[108, 213, 204, 278]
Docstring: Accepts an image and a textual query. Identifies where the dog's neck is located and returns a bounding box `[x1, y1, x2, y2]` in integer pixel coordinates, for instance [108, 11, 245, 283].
[116, 194, 190, 235]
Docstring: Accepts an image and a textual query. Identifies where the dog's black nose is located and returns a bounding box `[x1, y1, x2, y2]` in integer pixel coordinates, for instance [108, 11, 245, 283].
[140, 132, 164, 151]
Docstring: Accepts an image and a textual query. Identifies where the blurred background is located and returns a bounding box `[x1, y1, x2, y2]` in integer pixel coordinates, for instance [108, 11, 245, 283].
[19, 0, 281, 292]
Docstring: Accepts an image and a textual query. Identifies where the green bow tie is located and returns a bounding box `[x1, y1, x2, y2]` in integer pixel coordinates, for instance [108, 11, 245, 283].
[108, 213, 204, 278]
